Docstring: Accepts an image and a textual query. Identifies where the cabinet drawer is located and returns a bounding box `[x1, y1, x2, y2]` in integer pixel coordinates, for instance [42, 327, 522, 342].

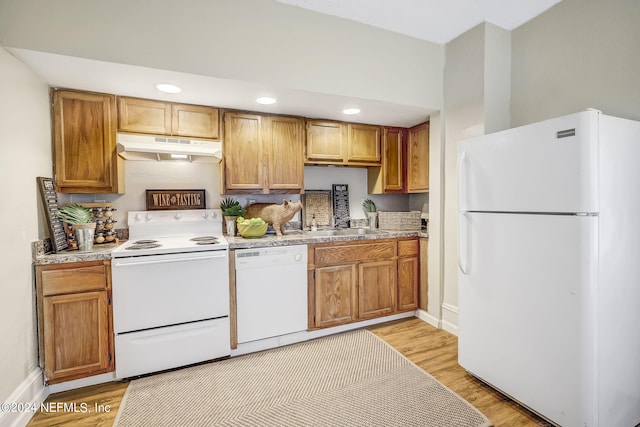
[398, 239, 419, 257]
[41, 264, 107, 296]
[314, 241, 395, 266]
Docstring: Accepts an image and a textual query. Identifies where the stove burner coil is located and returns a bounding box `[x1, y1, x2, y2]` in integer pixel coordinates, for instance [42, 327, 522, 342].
[132, 239, 159, 244]
[195, 241, 218, 245]
[126, 243, 162, 250]
[190, 236, 219, 242]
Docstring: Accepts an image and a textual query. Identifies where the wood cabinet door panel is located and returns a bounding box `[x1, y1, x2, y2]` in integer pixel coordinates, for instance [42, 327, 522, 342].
[224, 113, 264, 191]
[398, 256, 419, 311]
[407, 122, 429, 193]
[398, 239, 419, 257]
[347, 124, 381, 164]
[43, 291, 110, 382]
[314, 265, 357, 328]
[305, 121, 345, 162]
[53, 90, 120, 193]
[41, 264, 107, 296]
[314, 241, 396, 266]
[117, 97, 170, 135]
[172, 104, 219, 139]
[358, 260, 396, 319]
[383, 128, 404, 191]
[265, 116, 304, 191]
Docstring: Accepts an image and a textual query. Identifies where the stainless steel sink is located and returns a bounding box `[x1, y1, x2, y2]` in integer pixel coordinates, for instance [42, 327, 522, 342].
[304, 228, 386, 237]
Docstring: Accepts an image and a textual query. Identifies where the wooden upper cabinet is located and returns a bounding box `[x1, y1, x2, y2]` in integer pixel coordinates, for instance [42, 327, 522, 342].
[305, 120, 345, 163]
[117, 97, 219, 139]
[52, 89, 123, 194]
[171, 103, 220, 139]
[305, 120, 381, 166]
[347, 123, 381, 164]
[223, 112, 304, 194]
[223, 113, 264, 192]
[407, 122, 429, 193]
[117, 97, 170, 135]
[264, 116, 304, 192]
[368, 127, 405, 194]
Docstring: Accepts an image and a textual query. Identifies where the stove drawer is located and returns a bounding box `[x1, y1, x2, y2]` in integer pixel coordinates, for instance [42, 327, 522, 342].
[115, 317, 230, 379]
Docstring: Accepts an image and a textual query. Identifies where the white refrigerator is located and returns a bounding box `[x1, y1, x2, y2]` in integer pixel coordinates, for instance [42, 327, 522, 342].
[457, 110, 640, 427]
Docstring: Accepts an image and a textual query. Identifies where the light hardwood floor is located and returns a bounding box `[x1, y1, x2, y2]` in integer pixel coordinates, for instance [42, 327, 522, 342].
[27, 317, 550, 426]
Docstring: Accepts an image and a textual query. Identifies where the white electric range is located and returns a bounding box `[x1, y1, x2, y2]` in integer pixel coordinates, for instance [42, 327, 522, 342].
[111, 209, 230, 379]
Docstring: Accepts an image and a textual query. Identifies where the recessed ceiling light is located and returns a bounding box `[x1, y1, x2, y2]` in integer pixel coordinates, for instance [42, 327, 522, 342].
[155, 83, 182, 94]
[342, 108, 360, 115]
[256, 96, 277, 105]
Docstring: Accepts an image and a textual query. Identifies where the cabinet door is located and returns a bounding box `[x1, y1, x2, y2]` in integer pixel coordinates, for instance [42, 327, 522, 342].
[407, 122, 429, 193]
[52, 90, 122, 193]
[305, 121, 345, 163]
[358, 260, 396, 319]
[224, 113, 264, 192]
[264, 116, 304, 192]
[419, 238, 428, 310]
[117, 97, 171, 135]
[347, 124, 381, 165]
[43, 291, 112, 383]
[171, 103, 219, 139]
[398, 256, 419, 311]
[314, 265, 357, 328]
[383, 127, 405, 191]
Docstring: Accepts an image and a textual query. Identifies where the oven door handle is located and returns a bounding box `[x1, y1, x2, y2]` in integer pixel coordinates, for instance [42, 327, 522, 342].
[113, 253, 227, 267]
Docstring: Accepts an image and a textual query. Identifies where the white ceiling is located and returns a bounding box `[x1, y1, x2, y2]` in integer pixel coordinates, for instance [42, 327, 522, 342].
[8, 1, 562, 128]
[277, 0, 562, 44]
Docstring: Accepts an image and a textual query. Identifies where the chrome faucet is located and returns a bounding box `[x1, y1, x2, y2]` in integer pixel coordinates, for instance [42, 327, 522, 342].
[332, 215, 351, 228]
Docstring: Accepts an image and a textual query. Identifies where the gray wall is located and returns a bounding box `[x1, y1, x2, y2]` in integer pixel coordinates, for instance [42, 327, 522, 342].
[511, 0, 640, 125]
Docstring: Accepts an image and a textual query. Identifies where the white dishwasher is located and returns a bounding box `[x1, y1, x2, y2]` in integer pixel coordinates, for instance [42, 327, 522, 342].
[235, 244, 308, 344]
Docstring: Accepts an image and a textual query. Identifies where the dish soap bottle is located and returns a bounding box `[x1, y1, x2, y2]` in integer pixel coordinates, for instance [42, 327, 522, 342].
[310, 214, 318, 232]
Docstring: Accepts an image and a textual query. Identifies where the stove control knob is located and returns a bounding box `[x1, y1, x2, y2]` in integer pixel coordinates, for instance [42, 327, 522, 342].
[145, 213, 152, 221]
[210, 211, 218, 219]
[135, 213, 142, 221]
[175, 213, 182, 219]
[201, 212, 208, 218]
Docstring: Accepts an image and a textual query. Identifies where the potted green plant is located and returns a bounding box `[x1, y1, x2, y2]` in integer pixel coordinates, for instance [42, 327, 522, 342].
[57, 204, 96, 251]
[362, 199, 378, 230]
[219, 197, 246, 236]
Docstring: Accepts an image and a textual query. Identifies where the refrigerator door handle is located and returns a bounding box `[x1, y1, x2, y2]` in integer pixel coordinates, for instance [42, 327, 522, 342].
[458, 149, 468, 211]
[458, 212, 470, 275]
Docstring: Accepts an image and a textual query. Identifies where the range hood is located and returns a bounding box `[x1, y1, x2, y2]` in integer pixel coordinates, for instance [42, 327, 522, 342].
[116, 133, 222, 163]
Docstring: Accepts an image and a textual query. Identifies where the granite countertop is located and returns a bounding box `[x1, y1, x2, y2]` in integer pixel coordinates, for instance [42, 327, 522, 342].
[33, 229, 429, 265]
[32, 241, 124, 265]
[225, 229, 425, 250]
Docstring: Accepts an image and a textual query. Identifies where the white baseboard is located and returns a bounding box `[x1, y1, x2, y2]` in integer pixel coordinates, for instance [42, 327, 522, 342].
[415, 309, 440, 328]
[0, 369, 48, 427]
[48, 372, 116, 394]
[441, 303, 459, 336]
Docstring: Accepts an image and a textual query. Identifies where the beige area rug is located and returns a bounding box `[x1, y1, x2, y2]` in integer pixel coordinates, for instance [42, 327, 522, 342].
[114, 329, 492, 427]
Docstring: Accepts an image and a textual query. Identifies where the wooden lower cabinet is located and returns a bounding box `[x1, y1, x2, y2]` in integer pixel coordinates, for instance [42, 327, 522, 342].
[36, 260, 114, 384]
[308, 238, 418, 329]
[314, 265, 358, 328]
[397, 240, 420, 311]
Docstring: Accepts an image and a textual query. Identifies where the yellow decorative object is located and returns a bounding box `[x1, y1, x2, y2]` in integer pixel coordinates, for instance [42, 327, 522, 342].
[237, 221, 268, 238]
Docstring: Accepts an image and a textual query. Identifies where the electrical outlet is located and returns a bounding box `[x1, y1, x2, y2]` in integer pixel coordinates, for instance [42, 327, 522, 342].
[248, 198, 256, 205]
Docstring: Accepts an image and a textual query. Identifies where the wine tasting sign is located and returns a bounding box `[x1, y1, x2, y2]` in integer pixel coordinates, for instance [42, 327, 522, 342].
[145, 189, 206, 210]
